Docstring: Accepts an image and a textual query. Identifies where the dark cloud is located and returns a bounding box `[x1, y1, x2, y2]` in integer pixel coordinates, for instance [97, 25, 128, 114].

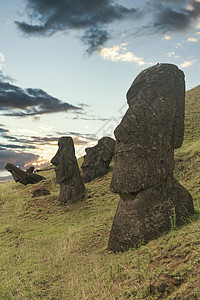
[70, 109, 110, 121]
[137, 0, 200, 36]
[0, 72, 15, 83]
[28, 134, 96, 146]
[1, 132, 96, 153]
[152, 0, 200, 33]
[72, 136, 90, 145]
[0, 144, 37, 150]
[15, 0, 200, 53]
[56, 131, 98, 142]
[71, 115, 109, 121]
[0, 76, 80, 117]
[0, 149, 39, 171]
[1, 133, 57, 147]
[1, 135, 28, 143]
[22, 134, 93, 146]
[15, 0, 138, 53]
[0, 131, 40, 156]
[0, 127, 9, 133]
[81, 26, 110, 55]
[78, 103, 90, 108]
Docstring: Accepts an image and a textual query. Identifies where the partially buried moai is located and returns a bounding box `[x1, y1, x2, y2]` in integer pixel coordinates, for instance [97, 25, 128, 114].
[108, 63, 194, 252]
[51, 136, 85, 204]
[81, 137, 115, 183]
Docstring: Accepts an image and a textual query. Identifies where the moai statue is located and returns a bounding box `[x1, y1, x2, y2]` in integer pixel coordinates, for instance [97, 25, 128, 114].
[5, 163, 44, 185]
[108, 63, 194, 252]
[51, 136, 85, 204]
[81, 136, 115, 182]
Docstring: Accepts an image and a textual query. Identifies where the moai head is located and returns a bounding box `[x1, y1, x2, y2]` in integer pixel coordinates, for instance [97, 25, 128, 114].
[81, 136, 115, 182]
[51, 136, 76, 183]
[51, 136, 85, 204]
[110, 63, 185, 194]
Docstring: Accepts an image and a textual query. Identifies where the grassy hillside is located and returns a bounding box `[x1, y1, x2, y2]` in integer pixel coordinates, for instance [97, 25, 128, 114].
[0, 87, 200, 299]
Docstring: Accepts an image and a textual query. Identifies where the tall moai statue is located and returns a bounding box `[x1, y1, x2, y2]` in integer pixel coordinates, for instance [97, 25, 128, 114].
[51, 136, 85, 205]
[108, 63, 194, 252]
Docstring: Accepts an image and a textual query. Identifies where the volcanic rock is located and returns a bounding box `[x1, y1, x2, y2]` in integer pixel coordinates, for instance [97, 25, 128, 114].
[108, 63, 194, 252]
[51, 136, 85, 205]
[81, 136, 115, 183]
[33, 188, 51, 197]
[5, 163, 45, 185]
[26, 166, 34, 173]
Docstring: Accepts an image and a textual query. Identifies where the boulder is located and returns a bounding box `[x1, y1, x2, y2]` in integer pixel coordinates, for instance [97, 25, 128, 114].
[51, 136, 85, 205]
[81, 136, 115, 182]
[33, 188, 50, 197]
[5, 163, 45, 185]
[108, 63, 194, 252]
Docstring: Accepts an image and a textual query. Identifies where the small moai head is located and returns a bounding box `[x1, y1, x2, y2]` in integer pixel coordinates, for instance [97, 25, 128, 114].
[51, 136, 76, 183]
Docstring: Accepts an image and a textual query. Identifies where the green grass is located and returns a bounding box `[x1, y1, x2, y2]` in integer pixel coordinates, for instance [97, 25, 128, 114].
[0, 86, 200, 299]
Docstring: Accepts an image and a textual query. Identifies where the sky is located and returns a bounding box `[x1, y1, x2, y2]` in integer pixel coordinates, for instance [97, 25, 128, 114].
[0, 0, 200, 177]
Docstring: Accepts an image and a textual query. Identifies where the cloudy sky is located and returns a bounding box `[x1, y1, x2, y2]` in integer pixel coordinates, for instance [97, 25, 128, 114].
[1, 0, 200, 177]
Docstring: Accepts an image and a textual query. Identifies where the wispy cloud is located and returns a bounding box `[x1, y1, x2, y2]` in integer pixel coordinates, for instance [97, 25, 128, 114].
[163, 34, 171, 40]
[0, 124, 97, 172]
[187, 37, 198, 42]
[0, 53, 5, 70]
[70, 111, 109, 122]
[175, 41, 185, 48]
[0, 128, 96, 172]
[167, 51, 180, 58]
[100, 43, 152, 65]
[56, 131, 97, 142]
[179, 59, 197, 68]
[0, 124, 9, 134]
[1, 129, 97, 154]
[0, 72, 80, 117]
[195, 21, 200, 29]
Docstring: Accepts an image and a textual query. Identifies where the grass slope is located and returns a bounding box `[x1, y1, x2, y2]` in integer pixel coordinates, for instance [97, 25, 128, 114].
[0, 87, 200, 299]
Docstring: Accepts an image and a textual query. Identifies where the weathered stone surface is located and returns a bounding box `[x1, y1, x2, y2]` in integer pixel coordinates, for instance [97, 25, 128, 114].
[51, 136, 85, 205]
[26, 166, 34, 173]
[33, 188, 50, 197]
[5, 163, 45, 185]
[81, 136, 115, 183]
[108, 63, 194, 252]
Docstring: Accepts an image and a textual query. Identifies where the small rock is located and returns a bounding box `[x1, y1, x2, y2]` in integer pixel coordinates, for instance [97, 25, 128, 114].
[33, 188, 51, 197]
